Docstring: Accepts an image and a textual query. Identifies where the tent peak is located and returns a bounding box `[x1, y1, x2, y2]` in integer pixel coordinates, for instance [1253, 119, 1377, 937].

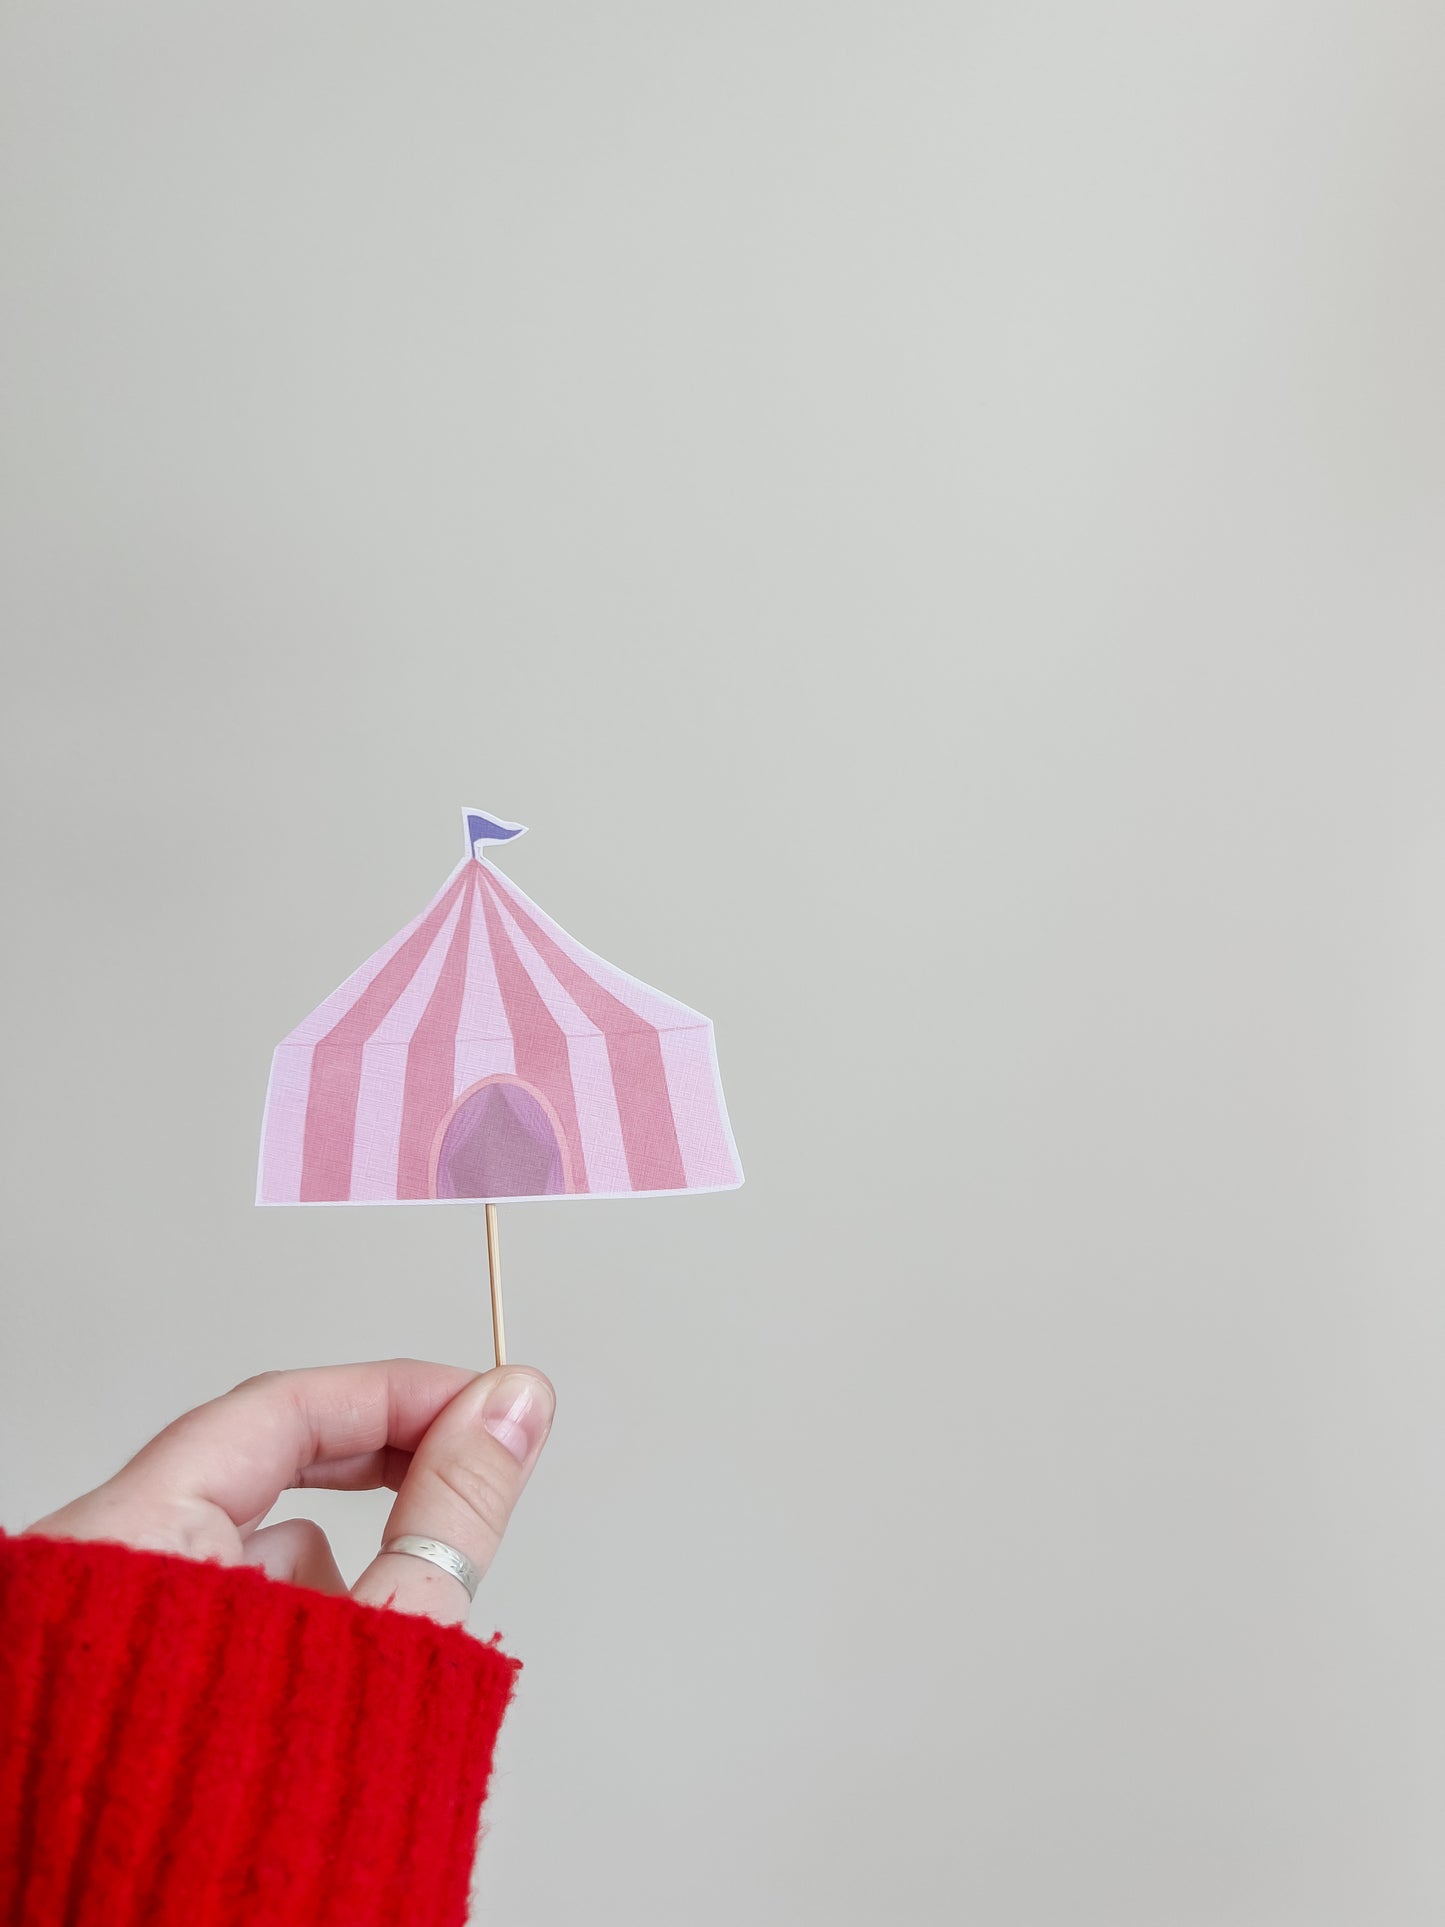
[463, 807, 527, 860]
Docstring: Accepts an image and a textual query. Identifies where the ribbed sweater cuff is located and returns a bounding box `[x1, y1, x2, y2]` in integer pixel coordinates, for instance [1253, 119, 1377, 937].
[0, 1531, 520, 1927]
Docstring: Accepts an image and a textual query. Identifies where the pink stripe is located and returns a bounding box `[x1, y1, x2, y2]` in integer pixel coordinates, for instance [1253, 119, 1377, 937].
[283, 866, 467, 1046]
[455, 882, 512, 1043]
[658, 1027, 742, 1189]
[348, 895, 469, 1199]
[396, 873, 476, 1199]
[476, 876, 590, 1192]
[258, 1046, 313, 1202]
[450, 886, 517, 1103]
[347, 1044, 409, 1201]
[486, 890, 602, 1039]
[484, 868, 698, 1028]
[564, 1032, 631, 1192]
[478, 867, 686, 1192]
[300, 873, 468, 1202]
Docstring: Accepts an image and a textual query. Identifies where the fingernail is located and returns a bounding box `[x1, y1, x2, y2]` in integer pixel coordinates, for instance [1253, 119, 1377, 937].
[479, 1373, 553, 1464]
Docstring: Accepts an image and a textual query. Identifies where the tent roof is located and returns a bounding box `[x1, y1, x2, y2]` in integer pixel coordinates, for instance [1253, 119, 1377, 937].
[281, 854, 708, 1049]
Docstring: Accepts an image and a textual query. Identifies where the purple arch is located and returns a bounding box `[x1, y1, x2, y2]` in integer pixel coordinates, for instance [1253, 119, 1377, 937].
[430, 1077, 571, 1200]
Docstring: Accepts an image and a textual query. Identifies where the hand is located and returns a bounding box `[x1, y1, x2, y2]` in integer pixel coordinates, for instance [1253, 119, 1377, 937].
[24, 1359, 555, 1626]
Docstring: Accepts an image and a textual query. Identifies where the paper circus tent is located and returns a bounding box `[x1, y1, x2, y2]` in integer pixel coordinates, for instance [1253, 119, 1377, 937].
[258, 811, 742, 1206]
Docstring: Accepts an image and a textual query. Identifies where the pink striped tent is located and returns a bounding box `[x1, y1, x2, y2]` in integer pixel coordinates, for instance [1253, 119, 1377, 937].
[258, 811, 742, 1205]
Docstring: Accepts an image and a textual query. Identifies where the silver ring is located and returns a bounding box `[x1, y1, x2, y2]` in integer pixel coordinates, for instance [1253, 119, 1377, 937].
[381, 1535, 482, 1602]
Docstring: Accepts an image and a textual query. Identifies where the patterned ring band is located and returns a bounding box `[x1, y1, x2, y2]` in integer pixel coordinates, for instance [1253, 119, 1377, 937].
[380, 1535, 482, 1602]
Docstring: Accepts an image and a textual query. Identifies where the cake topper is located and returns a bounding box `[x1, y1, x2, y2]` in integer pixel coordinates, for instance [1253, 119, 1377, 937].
[258, 810, 742, 1363]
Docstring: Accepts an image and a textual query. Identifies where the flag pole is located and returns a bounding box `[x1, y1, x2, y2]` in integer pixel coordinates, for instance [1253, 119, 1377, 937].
[485, 1202, 507, 1369]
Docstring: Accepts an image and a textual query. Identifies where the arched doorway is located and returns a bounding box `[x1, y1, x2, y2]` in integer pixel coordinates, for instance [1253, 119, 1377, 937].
[430, 1077, 571, 1199]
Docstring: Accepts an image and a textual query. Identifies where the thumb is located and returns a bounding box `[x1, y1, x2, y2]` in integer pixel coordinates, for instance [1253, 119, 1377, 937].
[351, 1366, 555, 1625]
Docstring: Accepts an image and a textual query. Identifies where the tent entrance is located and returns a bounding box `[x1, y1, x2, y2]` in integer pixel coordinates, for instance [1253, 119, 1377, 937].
[431, 1078, 569, 1200]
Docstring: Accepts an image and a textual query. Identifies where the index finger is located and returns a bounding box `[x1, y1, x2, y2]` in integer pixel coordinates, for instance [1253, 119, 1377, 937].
[122, 1360, 481, 1527]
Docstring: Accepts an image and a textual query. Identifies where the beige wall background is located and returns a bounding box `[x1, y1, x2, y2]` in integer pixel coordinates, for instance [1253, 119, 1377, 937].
[4, 6, 1445, 1922]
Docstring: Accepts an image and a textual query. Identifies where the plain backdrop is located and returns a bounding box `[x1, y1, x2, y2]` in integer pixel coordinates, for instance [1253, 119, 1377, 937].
[3, 6, 1445, 1923]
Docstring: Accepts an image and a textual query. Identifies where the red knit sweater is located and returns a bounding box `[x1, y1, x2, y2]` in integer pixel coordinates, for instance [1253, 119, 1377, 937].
[0, 1532, 520, 1925]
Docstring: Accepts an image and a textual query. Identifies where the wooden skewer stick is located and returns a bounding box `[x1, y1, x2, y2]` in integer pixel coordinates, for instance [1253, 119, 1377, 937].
[485, 1202, 507, 1369]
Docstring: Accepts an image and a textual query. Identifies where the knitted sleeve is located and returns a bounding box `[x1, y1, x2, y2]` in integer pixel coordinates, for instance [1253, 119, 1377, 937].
[0, 1530, 521, 1927]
